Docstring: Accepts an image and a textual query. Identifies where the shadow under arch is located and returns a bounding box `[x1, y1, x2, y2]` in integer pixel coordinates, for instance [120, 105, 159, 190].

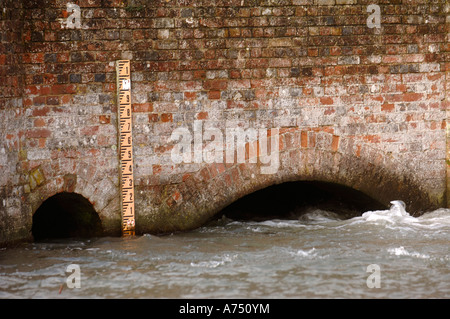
[136, 130, 437, 235]
[216, 181, 388, 222]
[167, 143, 427, 229]
[32, 192, 103, 241]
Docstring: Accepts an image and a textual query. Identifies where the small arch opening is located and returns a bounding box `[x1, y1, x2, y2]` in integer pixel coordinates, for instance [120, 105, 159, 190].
[32, 192, 103, 241]
[217, 181, 387, 222]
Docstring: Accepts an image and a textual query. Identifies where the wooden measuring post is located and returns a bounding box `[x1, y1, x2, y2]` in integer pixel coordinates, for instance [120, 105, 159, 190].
[116, 60, 135, 236]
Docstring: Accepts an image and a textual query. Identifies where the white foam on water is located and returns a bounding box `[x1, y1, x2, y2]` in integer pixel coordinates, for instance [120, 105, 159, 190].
[388, 246, 430, 259]
[242, 219, 324, 231]
[257, 220, 309, 228]
[190, 254, 237, 268]
[290, 247, 318, 258]
[297, 209, 344, 223]
[416, 208, 450, 228]
[352, 200, 450, 231]
[361, 200, 417, 223]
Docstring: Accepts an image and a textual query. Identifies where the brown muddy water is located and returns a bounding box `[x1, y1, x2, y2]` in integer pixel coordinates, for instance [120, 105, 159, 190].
[1, 202, 449, 299]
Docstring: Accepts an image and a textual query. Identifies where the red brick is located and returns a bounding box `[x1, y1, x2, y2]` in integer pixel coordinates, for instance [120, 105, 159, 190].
[402, 93, 423, 102]
[22, 53, 32, 64]
[133, 103, 153, 113]
[172, 190, 181, 202]
[309, 133, 316, 148]
[364, 135, 381, 144]
[355, 145, 362, 157]
[46, 96, 60, 105]
[200, 167, 210, 182]
[153, 164, 162, 175]
[33, 96, 46, 106]
[25, 85, 39, 95]
[194, 70, 206, 79]
[269, 58, 291, 68]
[214, 163, 226, 175]
[230, 167, 240, 184]
[40, 86, 52, 96]
[51, 84, 77, 95]
[26, 128, 51, 139]
[61, 95, 72, 105]
[230, 70, 241, 79]
[301, 131, 308, 148]
[320, 97, 334, 105]
[81, 126, 99, 136]
[224, 173, 232, 187]
[99, 115, 111, 124]
[57, 53, 70, 63]
[331, 135, 339, 152]
[34, 118, 46, 127]
[308, 48, 318, 57]
[196, 112, 208, 120]
[184, 92, 197, 100]
[324, 107, 335, 115]
[203, 79, 227, 91]
[31, 53, 44, 64]
[23, 98, 33, 107]
[161, 113, 173, 122]
[324, 66, 345, 76]
[381, 103, 395, 112]
[32, 107, 50, 117]
[149, 114, 159, 122]
[38, 138, 46, 148]
[208, 91, 221, 99]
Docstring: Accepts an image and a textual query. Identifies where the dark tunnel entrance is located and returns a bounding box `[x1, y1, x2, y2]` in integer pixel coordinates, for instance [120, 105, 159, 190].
[217, 181, 387, 222]
[32, 192, 103, 241]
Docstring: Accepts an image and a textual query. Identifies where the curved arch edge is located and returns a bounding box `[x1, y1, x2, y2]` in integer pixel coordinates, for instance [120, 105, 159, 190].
[136, 131, 442, 234]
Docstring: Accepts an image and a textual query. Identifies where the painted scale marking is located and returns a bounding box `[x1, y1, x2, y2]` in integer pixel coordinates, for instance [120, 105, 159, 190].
[116, 60, 135, 236]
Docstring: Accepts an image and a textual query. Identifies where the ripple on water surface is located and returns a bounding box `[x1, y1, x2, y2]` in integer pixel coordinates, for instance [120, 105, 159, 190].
[1, 202, 449, 298]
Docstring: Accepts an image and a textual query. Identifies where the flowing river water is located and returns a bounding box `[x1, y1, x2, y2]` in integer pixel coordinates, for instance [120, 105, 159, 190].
[1, 201, 449, 299]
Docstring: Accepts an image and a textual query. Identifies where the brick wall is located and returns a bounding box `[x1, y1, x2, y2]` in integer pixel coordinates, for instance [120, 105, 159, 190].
[0, 0, 448, 244]
[0, 0, 27, 244]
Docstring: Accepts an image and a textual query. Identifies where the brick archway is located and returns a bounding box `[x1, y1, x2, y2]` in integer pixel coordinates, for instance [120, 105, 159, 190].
[135, 128, 431, 235]
[27, 171, 122, 238]
[31, 192, 103, 240]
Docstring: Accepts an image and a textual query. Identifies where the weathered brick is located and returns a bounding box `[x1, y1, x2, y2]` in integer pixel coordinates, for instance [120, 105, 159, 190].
[315, 0, 335, 5]
[99, 115, 110, 124]
[46, 96, 60, 105]
[26, 128, 51, 139]
[94, 73, 106, 82]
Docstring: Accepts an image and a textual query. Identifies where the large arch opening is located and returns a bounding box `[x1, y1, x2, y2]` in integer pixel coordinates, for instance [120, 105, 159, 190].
[216, 181, 387, 222]
[32, 192, 103, 241]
